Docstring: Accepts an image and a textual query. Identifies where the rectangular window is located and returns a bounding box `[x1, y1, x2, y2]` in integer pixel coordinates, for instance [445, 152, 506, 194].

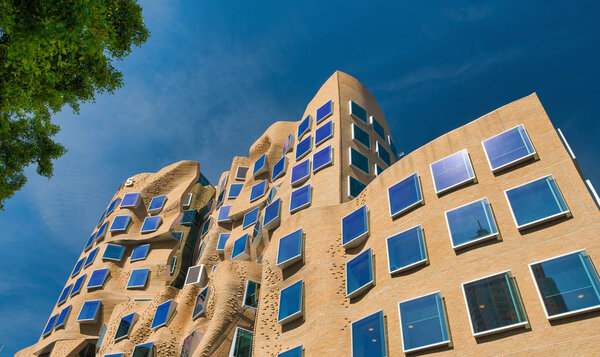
[102, 244, 125, 261]
[482, 125, 536, 172]
[272, 156, 288, 181]
[445, 198, 498, 249]
[278, 280, 303, 324]
[127, 268, 150, 289]
[76, 299, 102, 323]
[54, 305, 72, 330]
[263, 198, 281, 231]
[235, 166, 249, 181]
[316, 100, 333, 123]
[228, 327, 253, 357]
[253, 154, 268, 177]
[105, 197, 121, 217]
[278, 345, 303, 357]
[430, 149, 475, 194]
[71, 257, 85, 277]
[298, 114, 311, 140]
[228, 183, 244, 199]
[132, 342, 154, 357]
[283, 133, 295, 156]
[70, 274, 86, 297]
[375, 164, 384, 176]
[184, 265, 207, 287]
[172, 231, 183, 241]
[42, 314, 58, 336]
[130, 244, 150, 262]
[341, 205, 369, 248]
[313, 145, 333, 173]
[505, 175, 570, 230]
[346, 248, 374, 298]
[349, 147, 370, 176]
[348, 176, 366, 199]
[250, 180, 268, 202]
[217, 205, 232, 224]
[376, 141, 391, 166]
[232, 234, 250, 261]
[351, 310, 387, 357]
[291, 159, 311, 186]
[85, 247, 99, 267]
[386, 225, 427, 274]
[296, 135, 313, 160]
[200, 218, 211, 238]
[277, 229, 303, 269]
[141, 216, 162, 233]
[349, 100, 368, 123]
[110, 215, 132, 233]
[193, 286, 211, 319]
[462, 271, 527, 336]
[87, 268, 110, 289]
[242, 207, 260, 229]
[315, 120, 333, 146]
[289, 184, 312, 213]
[370, 116, 386, 140]
[398, 292, 450, 353]
[387, 173, 423, 218]
[180, 209, 198, 225]
[352, 123, 371, 150]
[268, 184, 280, 204]
[120, 192, 141, 209]
[529, 250, 600, 320]
[114, 312, 137, 341]
[57, 284, 72, 306]
[83, 232, 95, 251]
[151, 299, 177, 329]
[217, 233, 230, 253]
[95, 221, 109, 241]
[148, 195, 167, 215]
[243, 280, 261, 309]
[183, 192, 193, 209]
[387, 135, 400, 161]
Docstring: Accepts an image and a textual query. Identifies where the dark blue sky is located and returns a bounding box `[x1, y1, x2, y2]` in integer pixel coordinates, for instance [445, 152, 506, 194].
[2, 1, 599, 354]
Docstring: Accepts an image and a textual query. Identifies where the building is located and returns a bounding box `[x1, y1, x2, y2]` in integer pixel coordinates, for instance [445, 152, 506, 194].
[16, 71, 600, 357]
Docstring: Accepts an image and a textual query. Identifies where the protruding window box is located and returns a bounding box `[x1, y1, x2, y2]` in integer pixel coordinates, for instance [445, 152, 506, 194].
[130, 244, 150, 262]
[346, 248, 374, 299]
[217, 205, 232, 225]
[132, 342, 154, 357]
[102, 244, 126, 262]
[250, 180, 268, 202]
[398, 292, 451, 353]
[283, 134, 295, 156]
[349, 147, 370, 176]
[289, 184, 312, 214]
[228, 183, 243, 199]
[341, 205, 369, 249]
[272, 156, 288, 181]
[297, 114, 311, 139]
[235, 166, 249, 181]
[295, 135, 313, 161]
[120, 192, 142, 209]
[430, 149, 476, 195]
[141, 216, 162, 233]
[242, 207, 260, 229]
[445, 198, 499, 250]
[386, 225, 428, 275]
[217, 233, 230, 254]
[148, 195, 167, 215]
[315, 120, 333, 146]
[278, 280, 304, 325]
[387, 173, 423, 218]
[482, 124, 536, 173]
[127, 268, 150, 289]
[84, 247, 99, 268]
[349, 100, 368, 124]
[263, 198, 282, 231]
[243, 280, 261, 310]
[54, 305, 72, 331]
[312, 145, 333, 173]
[182, 192, 193, 209]
[114, 312, 138, 342]
[351, 310, 387, 357]
[87, 268, 110, 290]
[184, 265, 208, 287]
[192, 286, 211, 319]
[110, 215, 132, 233]
[276, 229, 303, 269]
[291, 159, 311, 187]
[352, 123, 371, 150]
[231, 234, 250, 261]
[252, 154, 268, 177]
[42, 314, 58, 337]
[316, 100, 333, 124]
[228, 327, 253, 357]
[347, 176, 366, 199]
[151, 300, 177, 330]
[76, 300, 102, 324]
[278, 345, 303, 357]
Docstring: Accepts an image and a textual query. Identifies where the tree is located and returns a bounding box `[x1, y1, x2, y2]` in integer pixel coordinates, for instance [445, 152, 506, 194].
[0, 0, 149, 210]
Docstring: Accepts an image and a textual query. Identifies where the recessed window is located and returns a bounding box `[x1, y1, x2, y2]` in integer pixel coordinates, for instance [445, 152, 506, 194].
[57, 284, 72, 306]
[346, 248, 374, 298]
[529, 250, 600, 319]
[505, 175, 570, 230]
[250, 180, 268, 202]
[243, 280, 261, 309]
[278, 280, 303, 324]
[253, 154, 268, 177]
[141, 216, 162, 233]
[352, 123, 371, 150]
[235, 166, 249, 181]
[387, 173, 423, 218]
[263, 198, 281, 231]
[351, 310, 387, 357]
[243, 207, 260, 229]
[313, 145, 333, 173]
[110, 215, 132, 233]
[114, 312, 137, 341]
[277, 229, 303, 269]
[132, 342, 154, 357]
[291, 159, 311, 186]
[228, 327, 253, 357]
[278, 346, 303, 357]
[95, 221, 109, 242]
[349, 100, 368, 123]
[283, 134, 295, 156]
[217, 205, 232, 224]
[374, 164, 385, 176]
[54, 305, 72, 330]
[386, 225, 427, 274]
[315, 120, 333, 146]
[216, 189, 225, 209]
[169, 256, 177, 276]
[85, 247, 99, 267]
[182, 192, 193, 209]
[42, 313, 58, 337]
[228, 183, 244, 199]
[376, 141, 391, 166]
[232, 234, 250, 261]
[71, 257, 85, 277]
[430, 149, 476, 194]
[445, 198, 498, 249]
[370, 116, 385, 140]
[102, 244, 125, 261]
[83, 233, 95, 251]
[193, 286, 211, 319]
[130, 244, 150, 262]
[87, 268, 110, 289]
[185, 265, 208, 287]
[289, 184, 311, 213]
[348, 176, 366, 199]
[151, 299, 177, 329]
[70, 274, 86, 297]
[387, 135, 400, 161]
[120, 192, 141, 209]
[180, 209, 198, 225]
[272, 156, 288, 181]
[398, 292, 450, 353]
[296, 135, 313, 160]
[341, 205, 369, 249]
[316, 99, 333, 123]
[217, 233, 230, 253]
[127, 268, 150, 289]
[148, 195, 167, 215]
[298, 114, 311, 139]
[482, 125, 536, 172]
[349, 147, 370, 176]
[76, 299, 102, 323]
[200, 218, 211, 238]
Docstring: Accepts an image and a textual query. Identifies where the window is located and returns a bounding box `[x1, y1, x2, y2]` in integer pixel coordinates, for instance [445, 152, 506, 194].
[95, 221, 109, 241]
[349, 147, 369, 175]
[277, 229, 303, 268]
[127, 268, 150, 289]
[370, 116, 385, 140]
[228, 327, 253, 357]
[462, 271, 527, 336]
[387, 173, 423, 218]
[315, 120, 333, 146]
[347, 176, 366, 199]
[272, 156, 288, 181]
[349, 100, 368, 123]
[151, 300, 177, 329]
[216, 189, 225, 209]
[346, 248, 374, 298]
[313, 145, 333, 173]
[180, 209, 198, 225]
[114, 312, 137, 341]
[386, 225, 427, 274]
[283, 134, 295, 156]
[120, 192, 141, 209]
[193, 286, 211, 319]
[481, 125, 536, 172]
[268, 184, 280, 204]
[105, 197, 121, 217]
[87, 268, 110, 289]
[42, 314, 58, 336]
[295, 135, 312, 160]
[232, 234, 250, 261]
[316, 99, 333, 123]
[85, 247, 99, 267]
[235, 166, 249, 181]
[263, 198, 281, 231]
[430, 149, 476, 194]
[110, 215, 132, 233]
[387, 135, 400, 161]
[376, 141, 391, 166]
[130, 244, 150, 262]
[243, 280, 261, 309]
[351, 310, 387, 357]
[217, 233, 230, 253]
[505, 175, 570, 230]
[201, 218, 211, 238]
[54, 305, 72, 330]
[71, 257, 85, 277]
[398, 292, 450, 353]
[291, 159, 311, 186]
[253, 154, 268, 177]
[228, 183, 244, 199]
[105, 353, 125, 357]
[278, 346, 303, 357]
[374, 164, 385, 176]
[250, 180, 268, 202]
[141, 216, 162, 233]
[243, 207, 260, 229]
[352, 123, 371, 150]
[278, 280, 303, 324]
[182, 192, 193, 209]
[445, 198, 498, 249]
[252, 219, 263, 247]
[132, 342, 154, 357]
[148, 195, 167, 215]
[70, 274, 86, 297]
[84, 233, 95, 251]
[289, 184, 311, 213]
[217, 205, 232, 224]
[172, 231, 183, 242]
[76, 300, 102, 323]
[102, 244, 125, 261]
[298, 114, 311, 139]
[169, 256, 177, 276]
[185, 265, 207, 287]
[341, 205, 369, 249]
[529, 250, 600, 319]
[57, 284, 72, 306]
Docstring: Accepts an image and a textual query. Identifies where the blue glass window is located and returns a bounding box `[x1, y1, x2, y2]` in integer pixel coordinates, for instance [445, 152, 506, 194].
[376, 141, 391, 166]
[193, 286, 211, 319]
[120, 192, 141, 208]
[232, 234, 249, 260]
[83, 232, 95, 251]
[57, 284, 72, 306]
[349, 100, 368, 123]
[114, 312, 137, 341]
[387, 173, 423, 218]
[102, 244, 125, 261]
[127, 268, 150, 289]
[283, 134, 295, 156]
[278, 280, 303, 324]
[217, 233, 230, 253]
[110, 215, 132, 232]
[180, 209, 198, 225]
[505, 175, 569, 229]
[141, 216, 162, 233]
[375, 164, 385, 176]
[348, 176, 366, 198]
[315, 120, 333, 146]
[268, 184, 280, 204]
[370, 116, 385, 140]
[277, 229, 303, 268]
[76, 300, 101, 322]
[263, 198, 281, 230]
[278, 346, 303, 357]
[291, 159, 311, 186]
[105, 197, 120, 217]
[530, 250, 600, 319]
[482, 125, 536, 172]
[132, 342, 154, 357]
[130, 244, 150, 262]
[295, 135, 312, 160]
[217, 205, 232, 223]
[342, 205, 369, 248]
[96, 221, 109, 242]
[42, 314, 58, 336]
[70, 274, 86, 297]
[351, 310, 387, 357]
[272, 156, 288, 181]
[216, 189, 225, 208]
[445, 198, 498, 249]
[352, 123, 371, 150]
[463, 271, 527, 336]
[228, 183, 244, 199]
[54, 305, 72, 330]
[148, 195, 167, 214]
[349, 147, 370, 175]
[398, 292, 450, 353]
[316, 100, 333, 123]
[253, 154, 268, 177]
[105, 353, 125, 357]
[250, 180, 268, 202]
[313, 145, 333, 173]
[289, 184, 311, 213]
[71, 257, 85, 277]
[243, 280, 261, 308]
[430, 149, 475, 194]
[387, 135, 400, 160]
[298, 114, 311, 139]
[85, 247, 99, 267]
[235, 166, 249, 181]
[386, 226, 427, 274]
[151, 300, 176, 329]
[346, 248, 374, 298]
[229, 327, 253, 357]
[243, 207, 260, 229]
[201, 218, 211, 237]
[87, 268, 109, 289]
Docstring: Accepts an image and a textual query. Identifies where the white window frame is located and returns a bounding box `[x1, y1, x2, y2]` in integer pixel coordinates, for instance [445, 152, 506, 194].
[350, 310, 387, 357]
[271, 156, 288, 182]
[289, 185, 312, 214]
[314, 120, 333, 147]
[445, 197, 498, 250]
[182, 192, 193, 209]
[151, 300, 177, 330]
[184, 265, 208, 287]
[316, 99, 333, 124]
[140, 216, 162, 234]
[291, 159, 311, 187]
[148, 195, 168, 215]
[349, 100, 368, 124]
[231, 234, 250, 261]
[114, 313, 138, 342]
[351, 123, 371, 150]
[216, 233, 230, 254]
[341, 205, 369, 249]
[386, 173, 423, 218]
[253, 154, 269, 177]
[347, 175, 366, 199]
[263, 198, 281, 231]
[429, 149, 476, 195]
[295, 135, 313, 161]
[297, 114, 312, 140]
[348, 147, 370, 176]
[481, 124, 537, 173]
[249, 180, 268, 202]
[312, 145, 333, 173]
[345, 248, 374, 299]
[276, 228, 304, 269]
[277, 280, 304, 325]
[126, 268, 150, 289]
[228, 326, 254, 357]
[102, 244, 125, 262]
[242, 280, 261, 310]
[385, 225, 428, 275]
[234, 166, 249, 181]
[76, 300, 102, 324]
[109, 215, 132, 233]
[217, 205, 232, 224]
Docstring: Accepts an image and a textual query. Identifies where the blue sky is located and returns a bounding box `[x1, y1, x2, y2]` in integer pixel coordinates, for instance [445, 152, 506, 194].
[2, 1, 600, 354]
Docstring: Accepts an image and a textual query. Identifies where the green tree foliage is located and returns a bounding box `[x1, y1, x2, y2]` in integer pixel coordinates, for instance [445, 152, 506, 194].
[0, 0, 149, 210]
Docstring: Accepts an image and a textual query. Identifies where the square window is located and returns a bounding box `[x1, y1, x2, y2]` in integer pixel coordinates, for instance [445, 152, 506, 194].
[250, 180, 268, 202]
[375, 164, 385, 176]
[217, 233, 230, 253]
[445, 198, 498, 249]
[114, 312, 137, 341]
[228, 327, 253, 357]
[313, 145, 333, 173]
[291, 159, 311, 186]
[130, 244, 150, 262]
[228, 183, 244, 199]
[102, 244, 125, 261]
[376, 141, 391, 166]
[84, 232, 95, 252]
[141, 216, 162, 233]
[278, 280, 303, 324]
[127, 268, 150, 289]
[151, 300, 177, 329]
[180, 209, 198, 225]
[430, 149, 476, 194]
[315, 120, 333, 146]
[243, 280, 261, 309]
[272, 156, 288, 181]
[235, 166, 249, 181]
[351, 310, 387, 357]
[87, 268, 110, 289]
[120, 193, 141, 209]
[341, 205, 369, 249]
[387, 173, 423, 218]
[462, 271, 527, 336]
[346, 248, 374, 298]
[243, 207, 260, 229]
[529, 250, 600, 319]
[110, 215, 132, 233]
[295, 135, 313, 160]
[95, 221, 109, 242]
[42, 313, 58, 337]
[148, 195, 167, 215]
[57, 283, 72, 306]
[253, 154, 268, 177]
[182, 192, 193, 209]
[398, 292, 450, 353]
[349, 147, 370, 176]
[352, 123, 371, 150]
[289, 184, 311, 213]
[386, 225, 427, 274]
[349, 100, 368, 123]
[298, 114, 311, 139]
[132, 342, 154, 357]
[54, 305, 72, 330]
[263, 198, 281, 231]
[482, 125, 536, 172]
[184, 265, 207, 287]
[370, 116, 386, 140]
[505, 175, 570, 230]
[85, 247, 99, 267]
[278, 346, 303, 357]
[232, 234, 250, 261]
[76, 300, 102, 323]
[217, 205, 232, 224]
[283, 133, 295, 156]
[105, 197, 121, 218]
[193, 286, 211, 319]
[316, 100, 333, 123]
[71, 257, 85, 277]
[387, 135, 400, 160]
[276, 229, 303, 269]
[348, 176, 366, 198]
[70, 274, 86, 297]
